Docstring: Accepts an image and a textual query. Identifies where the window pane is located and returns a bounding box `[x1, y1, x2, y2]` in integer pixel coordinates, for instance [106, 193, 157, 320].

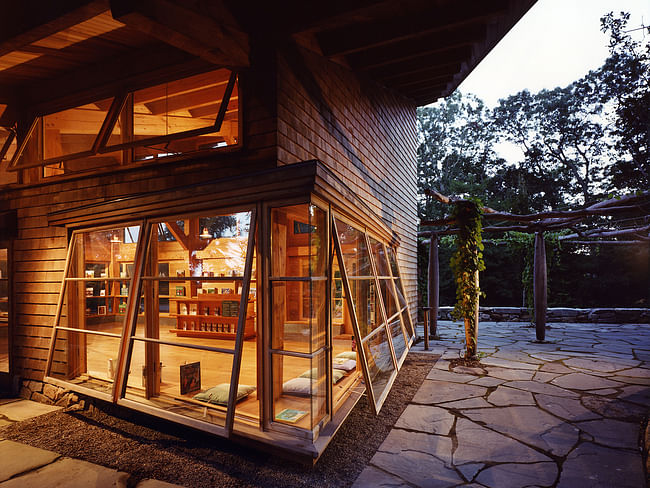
[386, 246, 400, 277]
[334, 219, 372, 276]
[271, 204, 326, 277]
[379, 278, 398, 320]
[394, 278, 408, 310]
[106, 69, 240, 160]
[369, 238, 390, 276]
[49, 329, 121, 395]
[348, 278, 381, 338]
[361, 326, 396, 402]
[43, 98, 112, 160]
[124, 340, 240, 428]
[68, 227, 139, 279]
[401, 308, 415, 342]
[388, 315, 408, 363]
[271, 280, 326, 353]
[394, 278, 414, 337]
[272, 351, 326, 430]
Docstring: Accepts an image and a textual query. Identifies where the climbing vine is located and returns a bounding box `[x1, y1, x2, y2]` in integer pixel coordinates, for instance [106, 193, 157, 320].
[449, 199, 485, 357]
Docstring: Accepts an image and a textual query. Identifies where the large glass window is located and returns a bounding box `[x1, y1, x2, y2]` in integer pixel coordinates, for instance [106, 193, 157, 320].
[332, 216, 413, 413]
[123, 211, 257, 430]
[46, 225, 141, 396]
[270, 204, 328, 431]
[10, 68, 239, 178]
[44, 197, 414, 442]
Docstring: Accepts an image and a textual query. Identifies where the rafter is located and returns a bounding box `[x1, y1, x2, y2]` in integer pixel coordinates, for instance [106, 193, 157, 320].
[110, 0, 249, 68]
[0, 0, 109, 58]
[316, 0, 507, 57]
[346, 23, 485, 71]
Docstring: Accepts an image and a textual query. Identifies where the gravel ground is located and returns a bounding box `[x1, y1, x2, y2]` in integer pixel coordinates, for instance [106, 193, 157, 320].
[0, 353, 435, 488]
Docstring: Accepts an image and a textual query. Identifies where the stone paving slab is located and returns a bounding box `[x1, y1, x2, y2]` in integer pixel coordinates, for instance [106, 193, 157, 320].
[557, 442, 645, 488]
[0, 440, 61, 482]
[412, 381, 487, 405]
[0, 457, 130, 488]
[453, 418, 551, 464]
[0, 399, 61, 424]
[394, 405, 455, 435]
[475, 462, 557, 488]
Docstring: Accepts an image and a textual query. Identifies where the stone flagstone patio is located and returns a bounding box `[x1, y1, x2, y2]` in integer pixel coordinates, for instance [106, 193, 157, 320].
[353, 321, 650, 488]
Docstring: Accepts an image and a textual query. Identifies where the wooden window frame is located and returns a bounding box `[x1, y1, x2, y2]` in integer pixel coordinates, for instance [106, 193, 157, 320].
[7, 70, 240, 175]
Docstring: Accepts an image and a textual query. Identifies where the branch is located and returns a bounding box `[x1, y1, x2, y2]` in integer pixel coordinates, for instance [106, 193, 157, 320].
[560, 224, 650, 240]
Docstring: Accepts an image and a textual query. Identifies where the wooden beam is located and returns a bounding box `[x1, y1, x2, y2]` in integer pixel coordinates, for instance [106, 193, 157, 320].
[164, 221, 189, 250]
[316, 0, 507, 57]
[394, 75, 456, 92]
[110, 0, 249, 68]
[0, 0, 109, 58]
[362, 45, 472, 78]
[346, 23, 485, 71]
[378, 62, 461, 84]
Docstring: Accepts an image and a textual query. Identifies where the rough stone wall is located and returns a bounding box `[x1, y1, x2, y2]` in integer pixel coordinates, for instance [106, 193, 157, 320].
[437, 307, 650, 324]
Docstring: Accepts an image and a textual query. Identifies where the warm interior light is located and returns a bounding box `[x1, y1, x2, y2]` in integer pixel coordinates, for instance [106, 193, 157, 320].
[110, 234, 121, 243]
[200, 227, 211, 239]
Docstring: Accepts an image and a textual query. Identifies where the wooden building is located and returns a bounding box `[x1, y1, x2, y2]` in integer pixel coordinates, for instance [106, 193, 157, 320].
[0, 0, 535, 461]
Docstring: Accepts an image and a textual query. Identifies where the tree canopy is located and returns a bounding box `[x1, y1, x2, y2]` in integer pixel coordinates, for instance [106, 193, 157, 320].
[417, 12, 650, 310]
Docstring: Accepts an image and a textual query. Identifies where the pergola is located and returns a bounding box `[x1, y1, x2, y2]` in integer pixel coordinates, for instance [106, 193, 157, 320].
[419, 190, 650, 343]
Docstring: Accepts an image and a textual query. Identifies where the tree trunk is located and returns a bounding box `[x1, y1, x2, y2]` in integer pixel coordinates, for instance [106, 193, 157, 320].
[534, 232, 547, 341]
[428, 232, 439, 338]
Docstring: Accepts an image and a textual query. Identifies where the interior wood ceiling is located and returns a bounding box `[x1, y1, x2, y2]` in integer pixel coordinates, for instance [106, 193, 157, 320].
[0, 0, 536, 126]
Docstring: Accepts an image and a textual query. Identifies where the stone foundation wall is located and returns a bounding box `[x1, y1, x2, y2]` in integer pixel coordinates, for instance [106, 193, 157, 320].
[436, 307, 650, 323]
[19, 379, 85, 411]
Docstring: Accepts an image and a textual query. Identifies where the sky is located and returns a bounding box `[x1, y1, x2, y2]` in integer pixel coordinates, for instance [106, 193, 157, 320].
[458, 0, 650, 107]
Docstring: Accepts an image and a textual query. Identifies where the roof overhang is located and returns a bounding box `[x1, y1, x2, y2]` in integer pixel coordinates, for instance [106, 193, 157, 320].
[0, 0, 536, 126]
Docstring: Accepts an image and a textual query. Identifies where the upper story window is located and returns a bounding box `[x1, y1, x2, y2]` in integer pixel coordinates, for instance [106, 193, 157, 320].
[9, 68, 239, 179]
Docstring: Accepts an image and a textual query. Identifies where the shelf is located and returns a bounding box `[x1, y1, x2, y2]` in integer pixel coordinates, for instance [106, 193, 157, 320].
[170, 329, 256, 340]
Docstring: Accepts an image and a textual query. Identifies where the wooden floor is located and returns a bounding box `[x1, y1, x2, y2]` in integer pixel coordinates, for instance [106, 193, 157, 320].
[60, 317, 360, 431]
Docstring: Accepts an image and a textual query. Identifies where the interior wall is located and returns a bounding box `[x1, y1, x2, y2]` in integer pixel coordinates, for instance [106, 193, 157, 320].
[276, 45, 418, 321]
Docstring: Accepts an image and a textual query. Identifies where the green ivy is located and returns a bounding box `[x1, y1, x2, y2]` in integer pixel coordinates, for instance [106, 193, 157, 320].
[449, 199, 485, 322]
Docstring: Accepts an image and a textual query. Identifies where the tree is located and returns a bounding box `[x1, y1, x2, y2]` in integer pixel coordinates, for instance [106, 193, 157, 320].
[417, 92, 498, 220]
[491, 80, 610, 206]
[598, 12, 650, 191]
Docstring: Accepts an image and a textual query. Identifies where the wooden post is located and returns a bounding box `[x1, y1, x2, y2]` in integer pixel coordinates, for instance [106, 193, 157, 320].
[534, 231, 547, 341]
[464, 270, 479, 358]
[428, 232, 439, 338]
[422, 307, 430, 351]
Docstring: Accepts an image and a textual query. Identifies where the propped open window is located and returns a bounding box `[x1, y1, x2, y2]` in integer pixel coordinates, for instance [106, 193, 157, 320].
[120, 209, 257, 436]
[45, 224, 143, 401]
[332, 215, 404, 414]
[9, 68, 240, 179]
[105, 70, 238, 161]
